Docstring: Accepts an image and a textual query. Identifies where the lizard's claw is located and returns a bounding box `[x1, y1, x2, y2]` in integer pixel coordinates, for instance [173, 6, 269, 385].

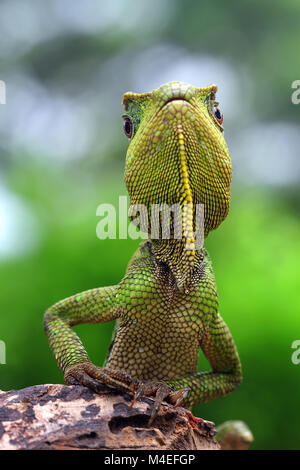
[168, 387, 190, 407]
[64, 362, 139, 394]
[130, 380, 190, 426]
[130, 384, 146, 408]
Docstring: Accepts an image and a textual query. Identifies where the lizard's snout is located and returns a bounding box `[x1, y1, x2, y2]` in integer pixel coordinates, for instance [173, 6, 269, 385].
[154, 81, 195, 106]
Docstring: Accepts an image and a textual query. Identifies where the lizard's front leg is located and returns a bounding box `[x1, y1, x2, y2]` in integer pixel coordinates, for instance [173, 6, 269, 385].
[44, 284, 188, 421]
[166, 312, 242, 407]
[43, 286, 139, 394]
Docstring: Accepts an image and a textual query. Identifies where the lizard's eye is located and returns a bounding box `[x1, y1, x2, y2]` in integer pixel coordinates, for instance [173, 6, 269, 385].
[213, 107, 223, 125]
[124, 118, 133, 138]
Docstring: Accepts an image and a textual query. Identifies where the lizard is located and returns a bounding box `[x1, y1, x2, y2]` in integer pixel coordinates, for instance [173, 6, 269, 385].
[44, 81, 242, 426]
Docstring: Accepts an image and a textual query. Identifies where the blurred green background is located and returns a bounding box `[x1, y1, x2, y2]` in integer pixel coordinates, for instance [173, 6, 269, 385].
[0, 0, 299, 450]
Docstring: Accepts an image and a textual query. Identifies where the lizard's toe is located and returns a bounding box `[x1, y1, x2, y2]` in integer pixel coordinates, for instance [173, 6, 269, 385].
[168, 387, 190, 407]
[129, 381, 185, 426]
[65, 363, 107, 392]
[64, 362, 138, 394]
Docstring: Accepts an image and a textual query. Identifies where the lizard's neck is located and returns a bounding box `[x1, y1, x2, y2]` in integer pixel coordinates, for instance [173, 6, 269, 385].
[150, 238, 204, 291]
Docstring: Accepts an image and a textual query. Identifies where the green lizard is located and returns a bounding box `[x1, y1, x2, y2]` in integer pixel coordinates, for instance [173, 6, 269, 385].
[44, 81, 242, 424]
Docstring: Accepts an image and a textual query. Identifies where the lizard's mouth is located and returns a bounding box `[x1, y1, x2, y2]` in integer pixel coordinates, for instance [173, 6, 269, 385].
[159, 97, 193, 112]
[165, 97, 190, 104]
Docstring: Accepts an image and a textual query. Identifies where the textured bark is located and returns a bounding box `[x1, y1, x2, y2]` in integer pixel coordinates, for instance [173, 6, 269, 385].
[0, 384, 220, 450]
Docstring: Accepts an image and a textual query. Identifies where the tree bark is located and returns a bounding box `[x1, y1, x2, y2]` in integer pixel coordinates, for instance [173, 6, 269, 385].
[0, 384, 220, 450]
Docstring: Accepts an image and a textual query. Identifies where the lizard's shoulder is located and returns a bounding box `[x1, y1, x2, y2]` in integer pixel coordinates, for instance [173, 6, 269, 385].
[117, 242, 160, 303]
[125, 241, 153, 271]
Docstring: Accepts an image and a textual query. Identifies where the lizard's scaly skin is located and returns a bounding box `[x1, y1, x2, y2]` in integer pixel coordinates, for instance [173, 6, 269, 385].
[44, 81, 242, 409]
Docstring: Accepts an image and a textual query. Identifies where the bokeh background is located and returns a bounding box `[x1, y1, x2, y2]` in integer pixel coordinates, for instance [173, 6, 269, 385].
[0, 0, 299, 450]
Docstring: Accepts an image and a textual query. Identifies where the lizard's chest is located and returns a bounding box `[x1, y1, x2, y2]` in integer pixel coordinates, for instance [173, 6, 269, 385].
[121, 282, 205, 338]
[105, 284, 206, 380]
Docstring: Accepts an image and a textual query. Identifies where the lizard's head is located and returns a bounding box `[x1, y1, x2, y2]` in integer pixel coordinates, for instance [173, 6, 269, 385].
[122, 81, 232, 239]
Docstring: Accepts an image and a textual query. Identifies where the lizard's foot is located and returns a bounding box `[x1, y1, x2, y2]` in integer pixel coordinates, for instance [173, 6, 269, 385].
[130, 381, 190, 426]
[65, 364, 189, 426]
[64, 362, 139, 394]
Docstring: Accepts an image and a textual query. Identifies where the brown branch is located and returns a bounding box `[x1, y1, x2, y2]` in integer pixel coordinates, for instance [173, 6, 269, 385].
[0, 384, 220, 450]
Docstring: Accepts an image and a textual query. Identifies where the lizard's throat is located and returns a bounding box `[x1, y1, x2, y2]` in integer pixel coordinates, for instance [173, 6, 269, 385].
[150, 124, 202, 289]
